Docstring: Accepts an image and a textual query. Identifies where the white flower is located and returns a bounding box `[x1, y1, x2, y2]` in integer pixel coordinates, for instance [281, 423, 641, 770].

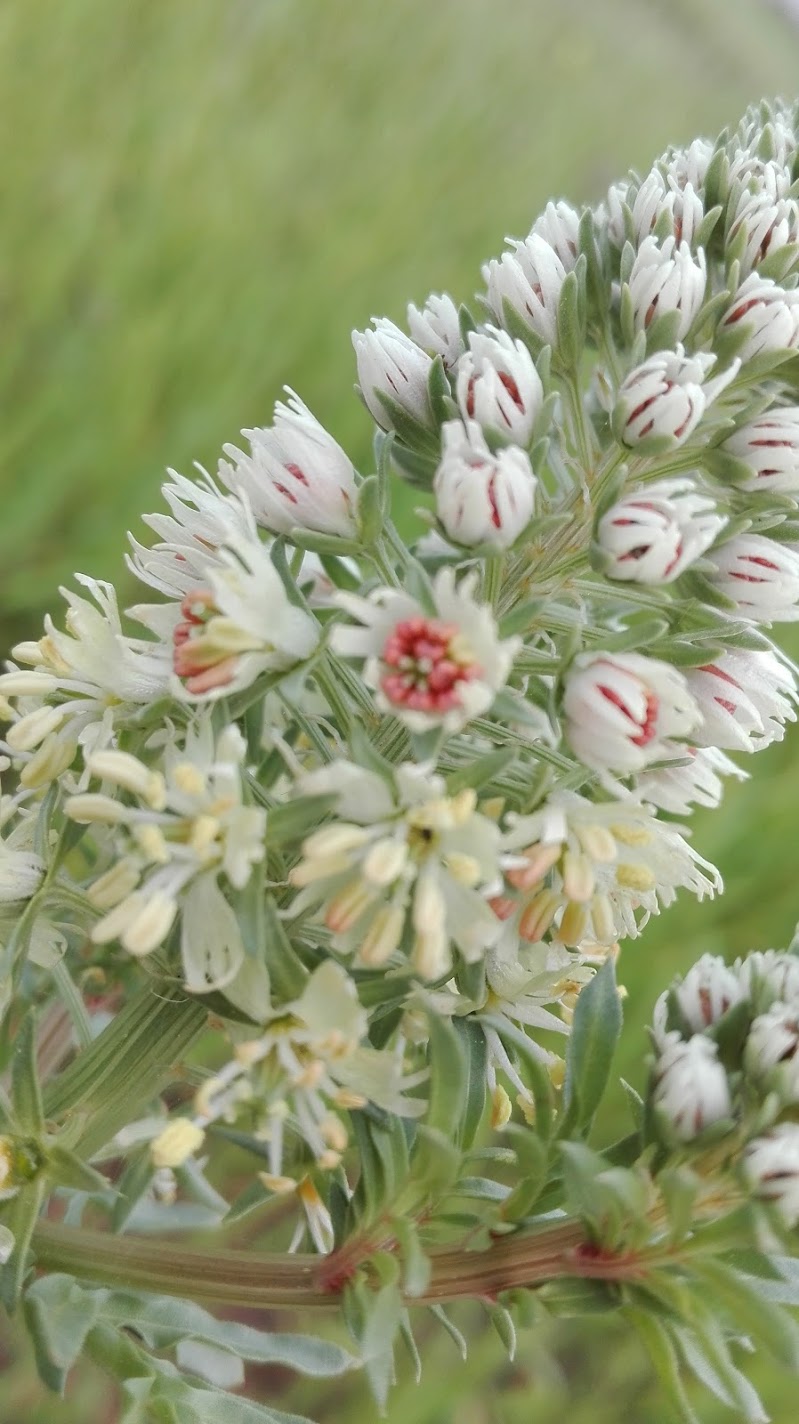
[720, 274, 799, 362]
[455, 328, 543, 446]
[627, 236, 706, 339]
[132, 529, 319, 699]
[501, 791, 720, 947]
[67, 719, 265, 988]
[193, 961, 424, 1195]
[332, 567, 519, 733]
[483, 234, 567, 346]
[352, 318, 433, 430]
[433, 420, 536, 550]
[530, 200, 581, 270]
[127, 471, 254, 599]
[635, 745, 746, 815]
[596, 477, 725, 584]
[406, 293, 465, 367]
[730, 189, 799, 277]
[708, 534, 799, 622]
[652, 1033, 732, 1142]
[612, 346, 739, 451]
[724, 408, 799, 493]
[672, 953, 745, 1032]
[290, 762, 503, 979]
[745, 1004, 799, 1102]
[563, 651, 700, 773]
[685, 649, 797, 752]
[217, 391, 357, 539]
[744, 1125, 799, 1225]
[0, 579, 169, 790]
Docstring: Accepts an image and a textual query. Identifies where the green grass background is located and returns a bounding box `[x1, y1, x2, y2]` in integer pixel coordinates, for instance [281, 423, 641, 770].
[3, 0, 799, 1418]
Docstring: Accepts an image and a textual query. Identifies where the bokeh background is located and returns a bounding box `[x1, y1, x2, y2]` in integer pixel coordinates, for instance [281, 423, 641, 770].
[3, 0, 799, 1418]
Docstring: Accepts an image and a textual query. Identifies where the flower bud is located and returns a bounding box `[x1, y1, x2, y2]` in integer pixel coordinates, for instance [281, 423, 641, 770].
[652, 1033, 732, 1142]
[352, 318, 433, 431]
[596, 477, 724, 584]
[608, 171, 704, 249]
[720, 274, 799, 362]
[673, 954, 745, 1032]
[662, 138, 714, 193]
[406, 293, 464, 368]
[745, 1004, 799, 1102]
[530, 200, 580, 270]
[744, 1124, 799, 1225]
[729, 189, 799, 277]
[612, 346, 738, 451]
[708, 534, 799, 622]
[455, 329, 543, 446]
[483, 234, 567, 346]
[219, 391, 357, 539]
[564, 651, 700, 773]
[737, 950, 799, 1009]
[433, 420, 536, 550]
[628, 236, 706, 340]
[685, 649, 797, 752]
[723, 408, 799, 493]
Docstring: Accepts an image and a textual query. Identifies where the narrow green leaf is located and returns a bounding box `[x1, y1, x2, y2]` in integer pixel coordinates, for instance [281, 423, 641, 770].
[561, 958, 622, 1135]
[11, 1014, 44, 1135]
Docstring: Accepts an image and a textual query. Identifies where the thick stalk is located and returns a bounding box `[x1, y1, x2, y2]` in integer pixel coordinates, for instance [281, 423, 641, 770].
[31, 1214, 660, 1310]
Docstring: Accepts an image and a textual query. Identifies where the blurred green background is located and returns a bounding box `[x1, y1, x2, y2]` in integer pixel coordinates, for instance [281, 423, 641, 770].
[3, 0, 799, 1418]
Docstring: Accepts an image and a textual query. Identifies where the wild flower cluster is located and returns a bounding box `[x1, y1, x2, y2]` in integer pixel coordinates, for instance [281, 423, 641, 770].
[4, 99, 799, 1424]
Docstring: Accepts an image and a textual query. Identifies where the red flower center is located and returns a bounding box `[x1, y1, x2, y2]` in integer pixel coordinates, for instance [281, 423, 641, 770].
[380, 617, 481, 714]
[172, 590, 237, 695]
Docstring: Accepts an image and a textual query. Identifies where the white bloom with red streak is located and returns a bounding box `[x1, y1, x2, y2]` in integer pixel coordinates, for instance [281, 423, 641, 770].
[66, 718, 265, 989]
[407, 293, 464, 368]
[289, 761, 503, 979]
[352, 318, 433, 430]
[730, 189, 799, 277]
[745, 1003, 799, 1102]
[744, 1125, 799, 1225]
[530, 200, 581, 270]
[708, 534, 799, 622]
[433, 421, 536, 550]
[719, 273, 799, 362]
[483, 234, 568, 347]
[672, 953, 745, 1033]
[127, 471, 254, 599]
[500, 791, 720, 948]
[132, 530, 319, 700]
[612, 346, 739, 451]
[685, 649, 797, 752]
[563, 651, 700, 773]
[635, 745, 746, 815]
[736, 950, 799, 1010]
[597, 477, 725, 584]
[218, 391, 357, 539]
[724, 407, 799, 493]
[332, 567, 519, 733]
[607, 171, 704, 249]
[455, 329, 543, 446]
[652, 1032, 732, 1143]
[627, 236, 706, 339]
